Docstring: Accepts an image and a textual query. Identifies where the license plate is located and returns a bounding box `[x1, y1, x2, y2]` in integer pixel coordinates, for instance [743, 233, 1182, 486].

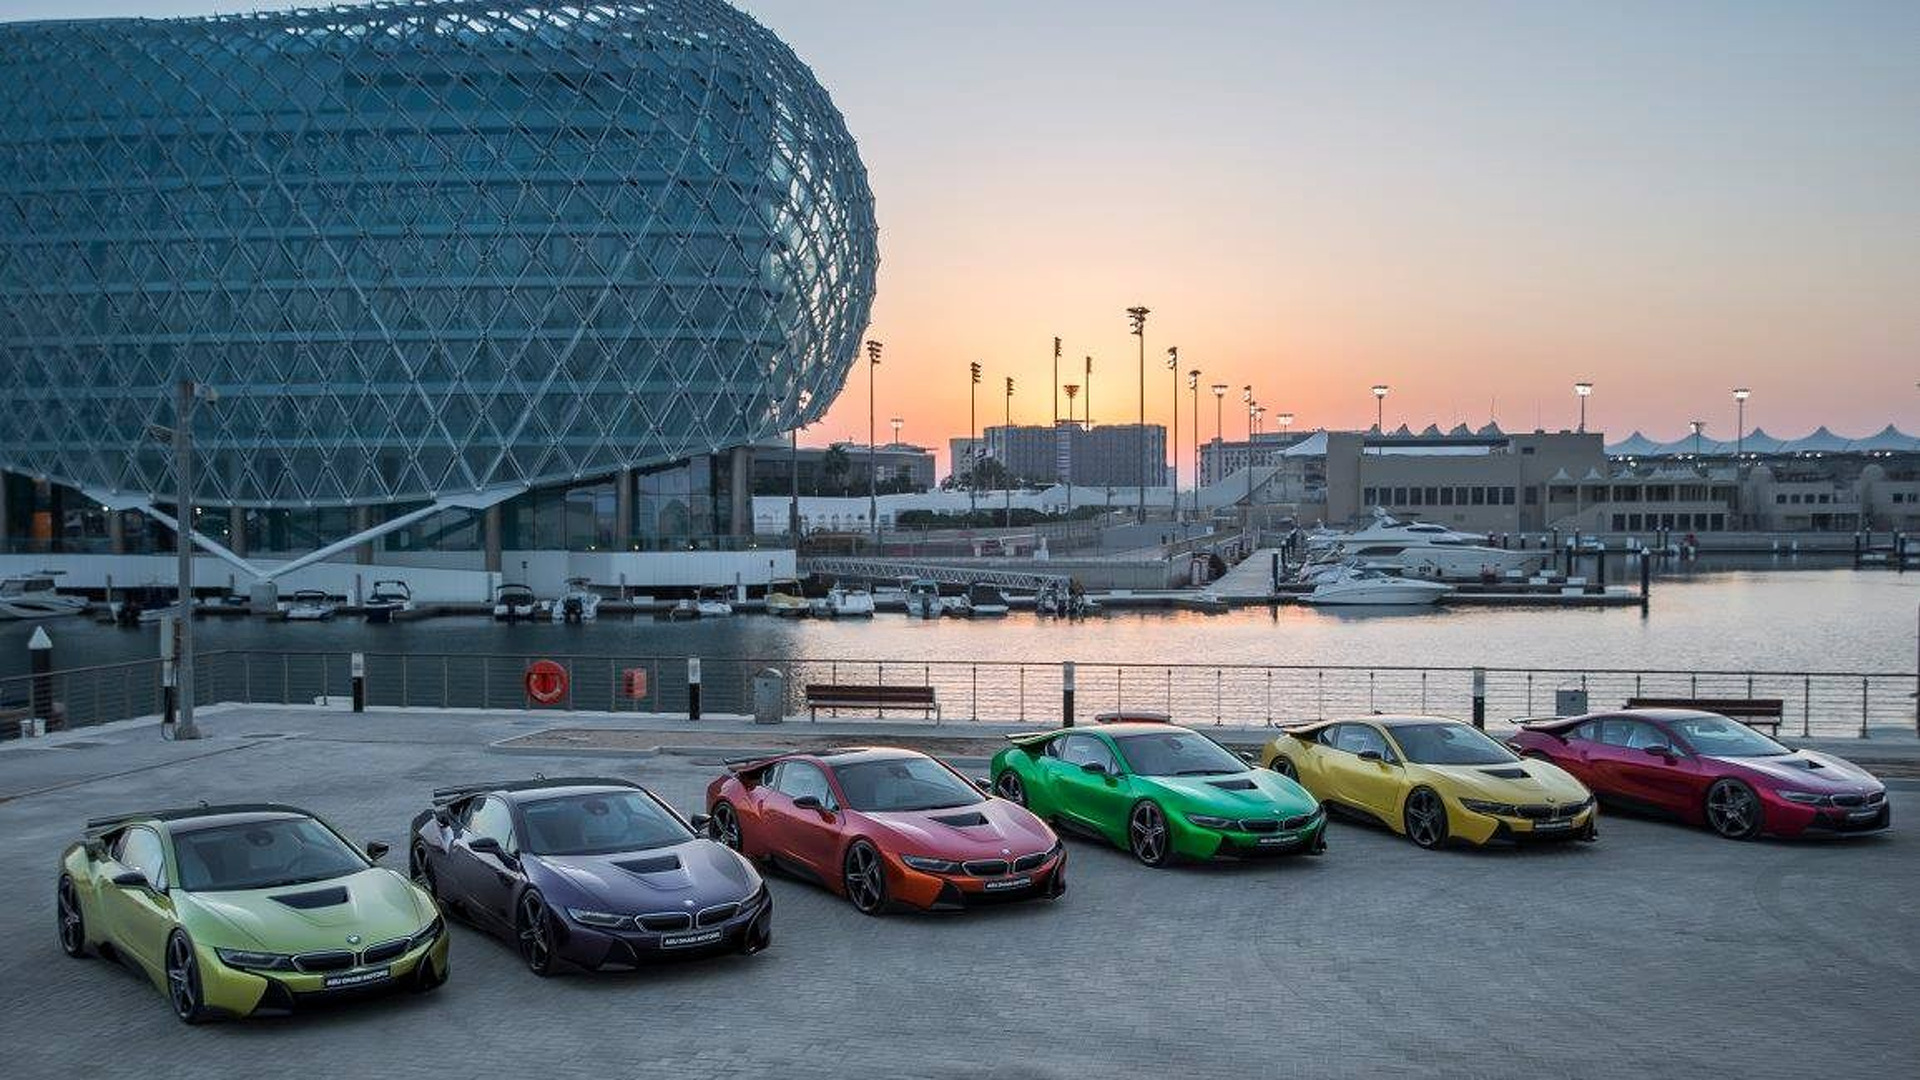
[983, 876, 1031, 892]
[661, 929, 723, 949]
[1256, 835, 1303, 847]
[322, 966, 391, 989]
[1532, 820, 1573, 832]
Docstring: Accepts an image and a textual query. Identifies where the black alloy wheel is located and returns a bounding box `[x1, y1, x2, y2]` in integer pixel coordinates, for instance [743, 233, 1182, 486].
[995, 771, 1027, 806]
[516, 891, 557, 976]
[165, 932, 212, 1024]
[843, 841, 887, 915]
[409, 842, 437, 898]
[1268, 756, 1298, 780]
[1705, 778, 1764, 840]
[57, 875, 88, 958]
[1128, 801, 1171, 867]
[710, 801, 743, 851]
[1403, 787, 1450, 850]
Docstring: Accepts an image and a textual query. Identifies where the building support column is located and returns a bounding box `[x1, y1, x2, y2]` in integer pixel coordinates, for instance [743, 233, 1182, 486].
[107, 508, 125, 555]
[353, 506, 374, 564]
[614, 468, 633, 552]
[227, 506, 247, 558]
[729, 446, 752, 538]
[483, 505, 503, 573]
[0, 471, 10, 554]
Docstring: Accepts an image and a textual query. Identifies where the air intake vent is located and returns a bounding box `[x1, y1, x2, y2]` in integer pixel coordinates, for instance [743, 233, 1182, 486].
[1207, 779, 1257, 791]
[1478, 768, 1528, 780]
[930, 812, 989, 827]
[272, 886, 348, 910]
[615, 855, 681, 875]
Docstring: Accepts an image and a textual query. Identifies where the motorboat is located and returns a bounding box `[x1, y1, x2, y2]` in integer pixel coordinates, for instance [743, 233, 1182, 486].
[939, 595, 973, 618]
[695, 585, 734, 618]
[283, 589, 337, 621]
[904, 579, 942, 619]
[492, 583, 539, 621]
[1307, 509, 1487, 553]
[1301, 566, 1452, 607]
[965, 582, 1009, 617]
[0, 572, 87, 619]
[765, 578, 811, 617]
[1034, 578, 1097, 618]
[825, 582, 875, 618]
[363, 579, 413, 623]
[551, 577, 601, 622]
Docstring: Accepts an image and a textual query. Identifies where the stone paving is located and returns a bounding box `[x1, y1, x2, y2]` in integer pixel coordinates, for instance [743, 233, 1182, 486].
[1, 707, 1914, 1079]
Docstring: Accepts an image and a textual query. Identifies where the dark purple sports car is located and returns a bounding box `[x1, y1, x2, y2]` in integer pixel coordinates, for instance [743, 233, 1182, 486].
[408, 777, 771, 975]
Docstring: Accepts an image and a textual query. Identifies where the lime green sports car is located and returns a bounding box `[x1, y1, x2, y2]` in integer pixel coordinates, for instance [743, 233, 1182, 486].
[989, 716, 1327, 866]
[57, 803, 448, 1022]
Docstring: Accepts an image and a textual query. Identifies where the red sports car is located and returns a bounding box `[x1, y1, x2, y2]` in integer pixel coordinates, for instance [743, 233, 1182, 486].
[1509, 709, 1889, 840]
[704, 747, 1065, 914]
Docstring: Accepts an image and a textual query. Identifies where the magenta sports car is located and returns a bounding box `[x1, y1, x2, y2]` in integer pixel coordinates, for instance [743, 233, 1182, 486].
[1509, 709, 1889, 840]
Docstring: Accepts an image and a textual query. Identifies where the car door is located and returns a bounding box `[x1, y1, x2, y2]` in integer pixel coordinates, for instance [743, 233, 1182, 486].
[97, 826, 177, 978]
[758, 761, 845, 882]
[446, 796, 522, 930]
[1544, 719, 1606, 787]
[1587, 719, 1685, 810]
[1313, 724, 1401, 823]
[1047, 733, 1132, 836]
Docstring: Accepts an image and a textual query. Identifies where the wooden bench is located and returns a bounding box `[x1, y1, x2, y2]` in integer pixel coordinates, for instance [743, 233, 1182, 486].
[1625, 697, 1784, 735]
[804, 683, 939, 720]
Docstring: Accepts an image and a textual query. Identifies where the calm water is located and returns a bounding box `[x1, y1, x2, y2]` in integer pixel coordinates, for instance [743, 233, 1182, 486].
[4, 561, 1916, 679]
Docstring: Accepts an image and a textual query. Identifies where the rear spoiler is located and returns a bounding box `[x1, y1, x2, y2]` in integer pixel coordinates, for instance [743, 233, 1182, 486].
[84, 802, 308, 834]
[723, 755, 783, 775]
[1279, 720, 1337, 739]
[1004, 731, 1057, 749]
[429, 777, 639, 804]
[1515, 715, 1585, 737]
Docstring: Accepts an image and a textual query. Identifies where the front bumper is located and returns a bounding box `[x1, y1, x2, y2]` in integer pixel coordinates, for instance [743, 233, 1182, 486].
[1172, 808, 1328, 861]
[1765, 796, 1890, 837]
[887, 850, 1067, 911]
[550, 890, 772, 970]
[1451, 800, 1598, 846]
[198, 931, 450, 1018]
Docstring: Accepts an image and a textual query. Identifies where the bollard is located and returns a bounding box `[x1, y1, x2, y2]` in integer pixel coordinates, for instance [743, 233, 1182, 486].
[1596, 548, 1606, 589]
[159, 615, 177, 731]
[687, 656, 702, 721]
[1270, 552, 1280, 593]
[29, 626, 53, 731]
[351, 651, 366, 712]
[1061, 661, 1076, 728]
[1853, 532, 1862, 569]
[1639, 553, 1651, 615]
[1471, 667, 1486, 730]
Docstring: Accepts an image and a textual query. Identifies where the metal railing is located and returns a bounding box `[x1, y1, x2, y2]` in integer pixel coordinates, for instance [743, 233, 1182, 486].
[5, 650, 1912, 740]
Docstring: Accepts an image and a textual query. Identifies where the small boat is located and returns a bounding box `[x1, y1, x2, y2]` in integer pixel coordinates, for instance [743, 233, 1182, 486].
[492, 583, 539, 622]
[904, 579, 942, 619]
[283, 589, 337, 621]
[825, 582, 875, 618]
[765, 578, 811, 618]
[1301, 566, 1452, 607]
[364, 579, 413, 623]
[550, 577, 601, 622]
[695, 585, 734, 618]
[0, 572, 87, 619]
[939, 595, 973, 618]
[964, 582, 1008, 617]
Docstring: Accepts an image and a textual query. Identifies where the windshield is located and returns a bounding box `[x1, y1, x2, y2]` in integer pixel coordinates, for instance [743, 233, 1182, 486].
[173, 818, 368, 892]
[1668, 714, 1789, 758]
[831, 756, 983, 813]
[1387, 722, 1519, 765]
[1112, 730, 1246, 776]
[520, 792, 692, 856]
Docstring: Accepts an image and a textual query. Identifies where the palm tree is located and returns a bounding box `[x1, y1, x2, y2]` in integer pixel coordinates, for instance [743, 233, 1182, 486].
[820, 444, 852, 495]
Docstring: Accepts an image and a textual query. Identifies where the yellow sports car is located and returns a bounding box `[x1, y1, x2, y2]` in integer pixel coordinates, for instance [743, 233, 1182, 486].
[1261, 716, 1597, 849]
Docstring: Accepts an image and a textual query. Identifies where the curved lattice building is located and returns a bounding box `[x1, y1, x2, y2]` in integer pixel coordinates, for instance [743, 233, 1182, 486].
[0, 0, 875, 559]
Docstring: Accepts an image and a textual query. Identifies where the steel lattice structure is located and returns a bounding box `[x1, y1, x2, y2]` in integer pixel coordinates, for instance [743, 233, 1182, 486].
[0, 0, 877, 508]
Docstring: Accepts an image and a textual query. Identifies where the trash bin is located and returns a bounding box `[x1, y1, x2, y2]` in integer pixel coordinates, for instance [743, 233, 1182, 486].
[1554, 688, 1589, 716]
[752, 668, 786, 725]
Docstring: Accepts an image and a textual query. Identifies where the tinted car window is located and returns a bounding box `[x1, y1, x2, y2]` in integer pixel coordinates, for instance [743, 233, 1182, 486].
[519, 792, 692, 856]
[773, 761, 837, 808]
[115, 827, 168, 889]
[1597, 719, 1667, 750]
[1668, 714, 1788, 758]
[1386, 723, 1517, 765]
[465, 796, 517, 849]
[832, 757, 983, 812]
[1113, 730, 1245, 776]
[1056, 734, 1117, 772]
[1333, 724, 1393, 759]
[1569, 720, 1600, 741]
[172, 818, 365, 892]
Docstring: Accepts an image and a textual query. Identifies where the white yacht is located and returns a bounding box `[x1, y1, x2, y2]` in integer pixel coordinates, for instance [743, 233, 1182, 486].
[283, 589, 337, 621]
[904, 579, 942, 619]
[1301, 566, 1453, 607]
[825, 582, 875, 618]
[694, 585, 734, 618]
[0, 572, 87, 619]
[363, 579, 413, 623]
[492, 583, 538, 621]
[551, 577, 601, 622]
[765, 578, 810, 617]
[965, 582, 1010, 617]
[1313, 511, 1541, 580]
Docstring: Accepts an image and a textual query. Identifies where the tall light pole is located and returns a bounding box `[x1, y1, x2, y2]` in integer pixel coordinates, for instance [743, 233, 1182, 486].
[1084, 356, 1094, 428]
[1052, 336, 1061, 427]
[865, 339, 882, 547]
[1003, 376, 1015, 524]
[170, 378, 216, 741]
[1244, 387, 1257, 529]
[1690, 419, 1705, 458]
[968, 361, 981, 517]
[1062, 383, 1080, 512]
[1371, 383, 1389, 432]
[1127, 306, 1150, 523]
[1733, 387, 1751, 458]
[1277, 411, 1294, 436]
[1187, 369, 1201, 520]
[1574, 380, 1593, 433]
[789, 389, 811, 539]
[1211, 384, 1227, 487]
[1165, 346, 1179, 522]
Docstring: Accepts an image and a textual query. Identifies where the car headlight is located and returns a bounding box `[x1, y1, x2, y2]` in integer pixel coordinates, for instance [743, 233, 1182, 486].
[1459, 799, 1521, 817]
[1776, 790, 1829, 806]
[215, 947, 296, 972]
[901, 855, 961, 873]
[1185, 814, 1238, 830]
[565, 908, 634, 929]
[409, 916, 444, 950]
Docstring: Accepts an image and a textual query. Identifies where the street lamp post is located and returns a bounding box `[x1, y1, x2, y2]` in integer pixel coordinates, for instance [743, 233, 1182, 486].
[1052, 336, 1061, 426]
[1003, 376, 1014, 525]
[1210, 384, 1227, 487]
[1165, 346, 1179, 523]
[1188, 369, 1201, 521]
[170, 378, 216, 741]
[865, 340, 882, 548]
[1574, 381, 1593, 433]
[1084, 356, 1093, 428]
[1244, 390, 1258, 532]
[1733, 387, 1751, 457]
[1690, 419, 1705, 458]
[1371, 384, 1389, 432]
[788, 389, 811, 539]
[968, 361, 981, 518]
[1127, 306, 1150, 523]
[1062, 383, 1080, 513]
[1277, 411, 1294, 436]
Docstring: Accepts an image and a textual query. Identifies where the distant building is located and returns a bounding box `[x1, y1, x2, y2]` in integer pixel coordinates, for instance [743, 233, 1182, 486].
[979, 422, 1168, 488]
[753, 442, 935, 495]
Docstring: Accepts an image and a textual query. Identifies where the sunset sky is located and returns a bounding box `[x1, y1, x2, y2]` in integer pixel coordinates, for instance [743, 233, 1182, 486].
[8, 1, 1918, 479]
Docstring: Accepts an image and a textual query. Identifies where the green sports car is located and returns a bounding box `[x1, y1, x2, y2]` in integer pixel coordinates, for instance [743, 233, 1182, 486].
[57, 803, 448, 1022]
[989, 716, 1327, 866]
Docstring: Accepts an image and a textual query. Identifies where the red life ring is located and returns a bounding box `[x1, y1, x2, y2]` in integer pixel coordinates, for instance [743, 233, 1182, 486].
[524, 660, 568, 705]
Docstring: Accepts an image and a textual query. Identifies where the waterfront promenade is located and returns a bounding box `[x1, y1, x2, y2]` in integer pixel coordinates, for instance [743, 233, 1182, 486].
[2, 705, 1913, 1079]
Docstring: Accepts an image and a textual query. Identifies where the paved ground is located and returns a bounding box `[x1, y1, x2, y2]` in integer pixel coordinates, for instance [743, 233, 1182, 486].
[1, 708, 1915, 1079]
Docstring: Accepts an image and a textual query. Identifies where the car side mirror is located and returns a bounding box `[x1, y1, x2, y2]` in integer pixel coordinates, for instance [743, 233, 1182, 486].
[469, 836, 508, 861]
[973, 777, 993, 792]
[1357, 749, 1384, 763]
[793, 794, 833, 814]
[365, 840, 390, 861]
[111, 870, 151, 891]
[1642, 744, 1677, 758]
[689, 813, 712, 832]
[1079, 760, 1108, 775]
[432, 807, 454, 827]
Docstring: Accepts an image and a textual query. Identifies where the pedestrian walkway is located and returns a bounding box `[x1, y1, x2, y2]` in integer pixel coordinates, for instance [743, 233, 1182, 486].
[1210, 547, 1284, 597]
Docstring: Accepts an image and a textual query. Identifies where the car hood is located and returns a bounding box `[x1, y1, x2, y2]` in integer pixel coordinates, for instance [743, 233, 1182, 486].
[858, 799, 1057, 859]
[1416, 758, 1591, 804]
[533, 839, 759, 912]
[1712, 750, 1882, 793]
[1142, 770, 1320, 817]
[182, 867, 432, 952]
